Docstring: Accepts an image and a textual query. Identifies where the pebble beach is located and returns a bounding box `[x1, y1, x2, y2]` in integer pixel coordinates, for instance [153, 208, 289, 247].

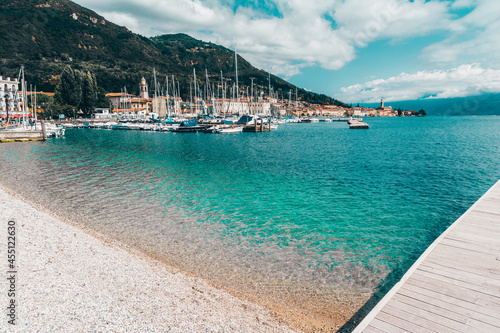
[0, 187, 295, 332]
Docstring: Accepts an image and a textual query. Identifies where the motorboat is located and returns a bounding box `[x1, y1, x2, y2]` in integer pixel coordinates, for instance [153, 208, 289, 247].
[218, 125, 243, 133]
[173, 118, 207, 132]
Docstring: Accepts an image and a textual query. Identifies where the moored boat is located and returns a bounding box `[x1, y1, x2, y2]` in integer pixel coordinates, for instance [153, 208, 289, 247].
[173, 118, 207, 132]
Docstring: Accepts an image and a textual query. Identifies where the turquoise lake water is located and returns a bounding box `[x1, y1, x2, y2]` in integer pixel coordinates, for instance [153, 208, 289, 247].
[0, 116, 499, 319]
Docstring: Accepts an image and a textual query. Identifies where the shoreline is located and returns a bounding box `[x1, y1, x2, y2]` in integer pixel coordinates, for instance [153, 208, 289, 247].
[0, 186, 295, 332]
[0, 181, 372, 332]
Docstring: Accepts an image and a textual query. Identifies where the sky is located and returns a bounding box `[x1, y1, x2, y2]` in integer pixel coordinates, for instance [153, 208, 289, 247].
[72, 0, 500, 104]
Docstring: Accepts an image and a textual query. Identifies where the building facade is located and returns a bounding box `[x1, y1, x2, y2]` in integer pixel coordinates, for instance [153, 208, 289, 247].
[0, 76, 23, 117]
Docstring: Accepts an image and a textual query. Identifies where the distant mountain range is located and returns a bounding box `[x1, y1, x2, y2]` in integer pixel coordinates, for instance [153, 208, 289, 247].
[362, 94, 500, 116]
[0, 0, 348, 107]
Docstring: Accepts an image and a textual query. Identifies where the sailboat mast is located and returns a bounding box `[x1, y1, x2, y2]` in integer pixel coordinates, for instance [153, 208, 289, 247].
[34, 85, 37, 127]
[268, 73, 271, 101]
[220, 71, 223, 116]
[193, 68, 197, 115]
[190, 82, 193, 115]
[153, 68, 158, 116]
[205, 68, 208, 104]
[172, 75, 176, 116]
[235, 48, 239, 114]
[30, 84, 33, 118]
[177, 81, 180, 115]
[22, 66, 26, 126]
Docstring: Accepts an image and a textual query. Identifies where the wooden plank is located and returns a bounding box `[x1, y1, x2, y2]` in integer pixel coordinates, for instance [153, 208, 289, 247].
[362, 325, 387, 333]
[468, 305, 500, 328]
[392, 292, 468, 324]
[412, 270, 483, 294]
[426, 243, 498, 263]
[473, 298, 500, 323]
[415, 265, 500, 297]
[368, 318, 409, 333]
[399, 283, 481, 315]
[424, 254, 499, 277]
[445, 231, 500, 248]
[451, 224, 500, 240]
[377, 310, 437, 333]
[439, 237, 499, 255]
[461, 212, 500, 226]
[405, 275, 479, 304]
[419, 260, 500, 288]
[454, 217, 500, 231]
[426, 254, 500, 279]
[458, 218, 500, 233]
[382, 300, 464, 332]
[473, 207, 500, 217]
[466, 318, 500, 331]
[399, 284, 500, 321]
[353, 180, 500, 332]
[474, 291, 500, 308]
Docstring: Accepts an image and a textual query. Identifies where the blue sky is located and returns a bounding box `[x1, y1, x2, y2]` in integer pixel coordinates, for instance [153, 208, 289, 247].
[73, 0, 500, 103]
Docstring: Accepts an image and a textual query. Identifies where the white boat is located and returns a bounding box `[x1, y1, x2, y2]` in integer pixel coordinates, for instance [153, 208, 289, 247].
[35, 122, 65, 137]
[125, 122, 142, 130]
[204, 125, 220, 133]
[160, 123, 180, 132]
[236, 115, 259, 126]
[103, 122, 118, 129]
[218, 125, 243, 133]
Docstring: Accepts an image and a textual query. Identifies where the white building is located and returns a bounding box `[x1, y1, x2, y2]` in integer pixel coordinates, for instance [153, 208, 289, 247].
[0, 76, 23, 118]
[211, 99, 271, 115]
[94, 108, 112, 119]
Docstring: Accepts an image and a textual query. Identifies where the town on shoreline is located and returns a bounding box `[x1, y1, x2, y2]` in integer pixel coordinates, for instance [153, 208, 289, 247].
[1, 72, 425, 123]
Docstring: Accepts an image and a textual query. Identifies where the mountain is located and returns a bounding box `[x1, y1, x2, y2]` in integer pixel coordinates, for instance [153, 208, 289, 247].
[0, 0, 347, 107]
[361, 94, 500, 116]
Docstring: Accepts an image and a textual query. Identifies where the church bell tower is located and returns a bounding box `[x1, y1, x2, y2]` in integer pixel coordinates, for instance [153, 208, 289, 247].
[139, 77, 149, 99]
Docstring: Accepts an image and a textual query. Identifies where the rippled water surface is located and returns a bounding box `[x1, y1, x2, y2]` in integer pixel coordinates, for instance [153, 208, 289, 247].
[1, 116, 499, 324]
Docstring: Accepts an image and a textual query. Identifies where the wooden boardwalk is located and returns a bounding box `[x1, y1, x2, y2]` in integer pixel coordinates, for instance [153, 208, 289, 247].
[354, 180, 500, 333]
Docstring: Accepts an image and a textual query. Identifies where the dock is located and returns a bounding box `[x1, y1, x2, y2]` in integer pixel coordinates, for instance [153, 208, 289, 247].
[0, 130, 44, 142]
[354, 179, 500, 332]
[349, 122, 369, 129]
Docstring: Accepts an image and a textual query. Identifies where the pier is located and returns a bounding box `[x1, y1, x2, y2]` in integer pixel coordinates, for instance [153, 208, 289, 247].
[0, 130, 44, 142]
[354, 179, 500, 332]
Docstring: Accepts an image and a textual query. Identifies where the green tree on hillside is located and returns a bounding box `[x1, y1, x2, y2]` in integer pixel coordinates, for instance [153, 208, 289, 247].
[96, 87, 113, 111]
[59, 65, 82, 108]
[80, 71, 98, 116]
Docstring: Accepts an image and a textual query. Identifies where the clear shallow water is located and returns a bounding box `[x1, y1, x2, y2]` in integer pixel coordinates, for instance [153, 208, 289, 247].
[1, 116, 499, 322]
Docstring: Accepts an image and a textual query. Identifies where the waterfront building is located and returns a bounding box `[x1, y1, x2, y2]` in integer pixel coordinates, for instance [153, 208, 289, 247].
[0, 76, 23, 118]
[106, 78, 173, 118]
[211, 98, 271, 115]
[107, 92, 134, 111]
[94, 108, 112, 119]
[377, 98, 396, 116]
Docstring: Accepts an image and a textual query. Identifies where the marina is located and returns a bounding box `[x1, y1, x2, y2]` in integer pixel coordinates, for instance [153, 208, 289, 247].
[0, 116, 498, 331]
[0, 0, 498, 331]
[354, 179, 500, 332]
[45, 115, 367, 133]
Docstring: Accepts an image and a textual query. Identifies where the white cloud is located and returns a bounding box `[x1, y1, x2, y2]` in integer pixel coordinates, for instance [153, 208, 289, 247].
[334, 0, 457, 47]
[72, 0, 500, 102]
[335, 64, 500, 103]
[423, 0, 500, 68]
[73, 0, 469, 77]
